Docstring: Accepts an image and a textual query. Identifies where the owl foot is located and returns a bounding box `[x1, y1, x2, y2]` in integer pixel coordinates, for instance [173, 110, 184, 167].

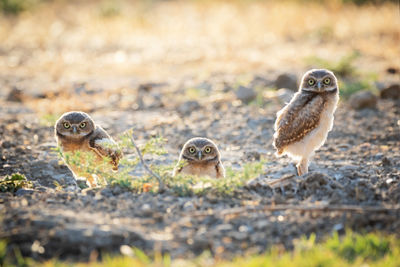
[86, 175, 99, 188]
[296, 158, 309, 176]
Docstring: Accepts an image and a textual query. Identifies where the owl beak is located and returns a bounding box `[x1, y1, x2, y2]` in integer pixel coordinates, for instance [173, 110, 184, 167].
[72, 126, 78, 134]
[198, 151, 202, 160]
[317, 81, 322, 91]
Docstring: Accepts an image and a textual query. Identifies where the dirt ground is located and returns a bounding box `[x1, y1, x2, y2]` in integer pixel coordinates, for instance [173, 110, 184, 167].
[0, 0, 399, 262]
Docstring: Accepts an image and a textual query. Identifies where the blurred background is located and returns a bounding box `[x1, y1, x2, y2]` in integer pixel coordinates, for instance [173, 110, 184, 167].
[0, 0, 399, 116]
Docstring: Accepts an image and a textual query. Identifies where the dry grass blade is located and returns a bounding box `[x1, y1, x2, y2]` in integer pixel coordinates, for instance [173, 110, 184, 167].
[130, 134, 165, 192]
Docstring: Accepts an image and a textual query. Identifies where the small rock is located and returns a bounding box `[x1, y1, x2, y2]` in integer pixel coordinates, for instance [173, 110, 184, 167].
[100, 188, 114, 197]
[275, 73, 298, 91]
[82, 187, 97, 196]
[386, 67, 399, 74]
[250, 75, 274, 88]
[178, 100, 200, 115]
[215, 224, 234, 232]
[243, 151, 261, 161]
[388, 183, 400, 203]
[65, 186, 80, 193]
[15, 188, 35, 196]
[1, 141, 12, 148]
[235, 85, 257, 104]
[300, 172, 330, 191]
[381, 157, 391, 167]
[348, 91, 377, 110]
[183, 201, 195, 211]
[380, 84, 400, 99]
[141, 203, 153, 216]
[228, 231, 248, 241]
[111, 185, 123, 195]
[7, 87, 24, 102]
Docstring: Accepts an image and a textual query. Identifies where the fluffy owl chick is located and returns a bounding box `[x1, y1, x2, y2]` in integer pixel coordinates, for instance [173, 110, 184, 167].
[55, 111, 122, 187]
[273, 69, 339, 176]
[173, 137, 225, 178]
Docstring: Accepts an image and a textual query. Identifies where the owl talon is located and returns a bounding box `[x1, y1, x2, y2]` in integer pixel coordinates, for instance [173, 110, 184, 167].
[296, 158, 309, 176]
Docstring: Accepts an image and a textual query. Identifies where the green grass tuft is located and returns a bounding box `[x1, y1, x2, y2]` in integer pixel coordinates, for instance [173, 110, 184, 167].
[57, 129, 266, 196]
[305, 52, 360, 78]
[166, 160, 265, 196]
[326, 232, 392, 263]
[1, 231, 399, 266]
[339, 79, 376, 99]
[0, 173, 32, 193]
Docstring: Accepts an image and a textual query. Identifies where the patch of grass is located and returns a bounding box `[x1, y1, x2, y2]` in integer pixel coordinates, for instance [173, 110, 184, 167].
[57, 130, 167, 191]
[39, 113, 60, 127]
[184, 87, 209, 101]
[57, 130, 266, 196]
[339, 79, 375, 99]
[1, 231, 399, 266]
[0, 0, 43, 15]
[166, 160, 265, 196]
[326, 231, 392, 263]
[305, 51, 360, 78]
[99, 0, 121, 17]
[0, 173, 32, 193]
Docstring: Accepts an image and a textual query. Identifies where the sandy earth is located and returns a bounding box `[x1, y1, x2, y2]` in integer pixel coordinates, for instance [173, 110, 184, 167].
[0, 73, 399, 261]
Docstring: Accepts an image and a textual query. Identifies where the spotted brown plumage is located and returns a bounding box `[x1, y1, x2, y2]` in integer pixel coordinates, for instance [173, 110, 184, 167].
[274, 93, 326, 155]
[273, 69, 339, 176]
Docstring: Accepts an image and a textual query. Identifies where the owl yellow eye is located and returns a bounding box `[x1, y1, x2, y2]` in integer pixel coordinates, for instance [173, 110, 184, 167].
[308, 79, 315, 86]
[204, 147, 212, 153]
[323, 78, 331, 85]
[188, 147, 196, 154]
[79, 122, 86, 128]
[63, 122, 71, 129]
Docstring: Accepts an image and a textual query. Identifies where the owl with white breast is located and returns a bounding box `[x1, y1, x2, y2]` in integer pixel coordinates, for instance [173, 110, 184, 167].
[273, 69, 339, 176]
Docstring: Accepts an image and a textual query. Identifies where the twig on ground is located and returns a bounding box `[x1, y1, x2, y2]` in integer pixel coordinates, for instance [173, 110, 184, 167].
[130, 134, 165, 192]
[187, 204, 400, 218]
[266, 174, 296, 187]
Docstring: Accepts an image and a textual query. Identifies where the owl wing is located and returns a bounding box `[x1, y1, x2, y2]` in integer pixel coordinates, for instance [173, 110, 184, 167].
[89, 127, 122, 170]
[172, 159, 187, 177]
[215, 161, 225, 178]
[273, 92, 325, 155]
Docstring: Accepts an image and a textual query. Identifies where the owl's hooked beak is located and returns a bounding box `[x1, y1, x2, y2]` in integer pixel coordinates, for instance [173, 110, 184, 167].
[72, 126, 78, 134]
[317, 81, 322, 91]
[198, 151, 202, 160]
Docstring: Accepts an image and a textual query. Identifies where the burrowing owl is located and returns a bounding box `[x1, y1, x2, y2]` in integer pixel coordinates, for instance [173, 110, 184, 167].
[55, 111, 122, 187]
[273, 69, 339, 176]
[173, 137, 225, 178]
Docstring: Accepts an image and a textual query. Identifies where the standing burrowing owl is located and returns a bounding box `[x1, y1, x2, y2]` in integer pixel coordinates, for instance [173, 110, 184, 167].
[173, 137, 225, 178]
[55, 111, 122, 187]
[273, 69, 339, 176]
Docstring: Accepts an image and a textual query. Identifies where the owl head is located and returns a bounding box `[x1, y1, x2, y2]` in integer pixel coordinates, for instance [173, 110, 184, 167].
[180, 137, 221, 163]
[55, 111, 95, 139]
[300, 69, 338, 93]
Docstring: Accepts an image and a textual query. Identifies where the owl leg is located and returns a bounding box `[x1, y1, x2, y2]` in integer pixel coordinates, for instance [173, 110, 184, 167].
[296, 157, 309, 176]
[86, 174, 98, 188]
